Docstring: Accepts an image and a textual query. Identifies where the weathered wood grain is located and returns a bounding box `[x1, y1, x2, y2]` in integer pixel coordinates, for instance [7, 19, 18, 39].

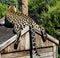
[1, 51, 30, 58]
[47, 34, 59, 45]
[53, 43, 57, 58]
[1, 32, 54, 54]
[0, 53, 1, 58]
[35, 33, 54, 48]
[1, 47, 53, 58]
[0, 26, 59, 58]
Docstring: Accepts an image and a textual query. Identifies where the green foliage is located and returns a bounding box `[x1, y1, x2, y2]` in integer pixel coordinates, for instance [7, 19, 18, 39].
[0, 0, 18, 6]
[58, 54, 60, 58]
[46, 1, 60, 39]
[0, 0, 18, 19]
[28, 0, 60, 40]
[46, 0, 57, 6]
[0, 3, 8, 19]
[28, 0, 60, 54]
[28, 0, 48, 23]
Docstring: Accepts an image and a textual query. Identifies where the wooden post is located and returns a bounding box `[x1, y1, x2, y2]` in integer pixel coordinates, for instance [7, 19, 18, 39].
[22, 0, 28, 16]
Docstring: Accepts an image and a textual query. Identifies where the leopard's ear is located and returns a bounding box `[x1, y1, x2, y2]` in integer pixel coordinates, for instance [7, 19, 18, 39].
[8, 5, 16, 12]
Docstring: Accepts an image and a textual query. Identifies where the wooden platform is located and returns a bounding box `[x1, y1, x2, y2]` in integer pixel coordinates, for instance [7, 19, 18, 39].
[0, 26, 59, 58]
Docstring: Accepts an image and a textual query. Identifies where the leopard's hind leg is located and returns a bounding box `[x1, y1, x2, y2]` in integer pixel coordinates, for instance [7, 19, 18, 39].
[13, 24, 22, 49]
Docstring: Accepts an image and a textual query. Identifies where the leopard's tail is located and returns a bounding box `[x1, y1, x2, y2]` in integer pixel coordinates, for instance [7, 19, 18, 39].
[31, 28, 40, 56]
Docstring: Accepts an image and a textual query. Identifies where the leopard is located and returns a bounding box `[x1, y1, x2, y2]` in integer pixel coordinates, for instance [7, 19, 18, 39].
[5, 5, 47, 56]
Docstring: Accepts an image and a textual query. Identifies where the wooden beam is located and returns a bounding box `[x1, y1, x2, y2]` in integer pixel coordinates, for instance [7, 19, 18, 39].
[0, 35, 17, 51]
[47, 34, 59, 45]
[35, 52, 53, 58]
[2, 51, 30, 58]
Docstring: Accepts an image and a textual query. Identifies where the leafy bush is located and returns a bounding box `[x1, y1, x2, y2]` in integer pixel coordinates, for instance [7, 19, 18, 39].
[0, 0, 18, 6]
[28, 0, 60, 40]
[0, 3, 8, 19]
[58, 54, 60, 58]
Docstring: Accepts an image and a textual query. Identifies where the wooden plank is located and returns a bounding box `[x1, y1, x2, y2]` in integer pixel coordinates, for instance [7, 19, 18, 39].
[53, 44, 57, 58]
[0, 53, 1, 58]
[21, 26, 29, 36]
[40, 56, 53, 58]
[17, 56, 30, 58]
[25, 32, 30, 49]
[33, 52, 53, 58]
[19, 32, 30, 50]
[37, 47, 53, 53]
[1, 47, 53, 58]
[35, 33, 54, 48]
[0, 35, 17, 51]
[56, 46, 58, 58]
[33, 47, 53, 58]
[1, 48, 53, 58]
[1, 51, 30, 58]
[47, 34, 59, 45]
[40, 52, 53, 57]
[2, 53, 53, 58]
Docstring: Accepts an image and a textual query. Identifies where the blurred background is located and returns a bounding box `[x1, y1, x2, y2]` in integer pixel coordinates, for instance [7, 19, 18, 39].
[0, 0, 60, 57]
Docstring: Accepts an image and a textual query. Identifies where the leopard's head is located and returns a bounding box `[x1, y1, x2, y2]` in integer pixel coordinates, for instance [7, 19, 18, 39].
[8, 5, 16, 12]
